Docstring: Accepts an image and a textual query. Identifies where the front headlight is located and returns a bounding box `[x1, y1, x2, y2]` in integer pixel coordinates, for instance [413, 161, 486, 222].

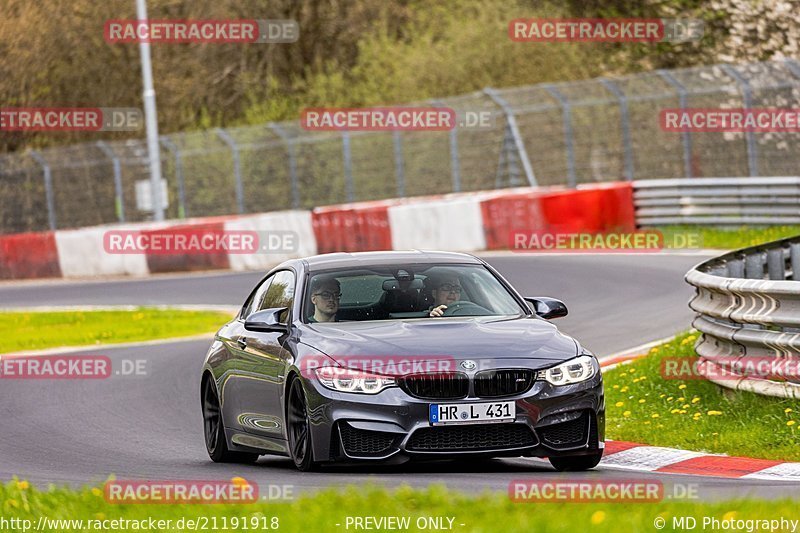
[538, 355, 597, 386]
[314, 367, 396, 394]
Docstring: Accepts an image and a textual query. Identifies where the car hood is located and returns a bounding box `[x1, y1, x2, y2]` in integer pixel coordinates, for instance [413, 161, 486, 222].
[297, 315, 579, 369]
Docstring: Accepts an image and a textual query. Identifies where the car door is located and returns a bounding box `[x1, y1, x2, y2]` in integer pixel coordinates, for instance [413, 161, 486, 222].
[236, 270, 297, 440]
[218, 273, 275, 434]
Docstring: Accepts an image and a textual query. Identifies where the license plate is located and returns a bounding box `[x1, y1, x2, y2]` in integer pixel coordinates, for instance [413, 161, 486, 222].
[429, 401, 515, 425]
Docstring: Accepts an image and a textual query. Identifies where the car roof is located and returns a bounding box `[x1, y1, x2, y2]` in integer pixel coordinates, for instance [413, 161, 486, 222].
[302, 250, 483, 271]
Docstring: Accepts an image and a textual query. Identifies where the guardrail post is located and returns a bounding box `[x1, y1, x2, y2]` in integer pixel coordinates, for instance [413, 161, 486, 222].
[599, 79, 634, 181]
[543, 85, 577, 188]
[657, 70, 694, 178]
[341, 131, 355, 202]
[483, 88, 538, 187]
[767, 248, 786, 280]
[791, 243, 800, 281]
[745, 252, 765, 279]
[269, 123, 300, 209]
[721, 65, 759, 177]
[96, 141, 125, 223]
[159, 136, 187, 219]
[215, 128, 245, 214]
[727, 257, 745, 278]
[393, 131, 406, 197]
[431, 100, 462, 193]
[30, 151, 56, 230]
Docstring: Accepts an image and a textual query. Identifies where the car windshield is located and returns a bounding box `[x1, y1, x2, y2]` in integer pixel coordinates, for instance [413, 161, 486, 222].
[304, 263, 524, 323]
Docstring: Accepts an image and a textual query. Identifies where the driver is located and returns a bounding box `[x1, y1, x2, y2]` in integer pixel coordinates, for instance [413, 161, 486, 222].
[309, 276, 341, 323]
[427, 273, 463, 317]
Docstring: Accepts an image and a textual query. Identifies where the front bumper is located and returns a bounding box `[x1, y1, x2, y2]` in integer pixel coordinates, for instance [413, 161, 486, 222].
[305, 371, 604, 463]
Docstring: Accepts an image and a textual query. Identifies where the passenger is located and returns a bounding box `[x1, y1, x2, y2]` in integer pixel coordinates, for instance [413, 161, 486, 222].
[309, 277, 341, 323]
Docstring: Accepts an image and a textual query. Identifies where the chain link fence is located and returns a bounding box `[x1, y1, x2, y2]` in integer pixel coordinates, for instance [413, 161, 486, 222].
[2, 59, 800, 235]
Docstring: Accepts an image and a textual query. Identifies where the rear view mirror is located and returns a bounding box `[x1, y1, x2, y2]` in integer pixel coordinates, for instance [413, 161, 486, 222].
[382, 278, 424, 291]
[244, 307, 289, 332]
[524, 297, 568, 319]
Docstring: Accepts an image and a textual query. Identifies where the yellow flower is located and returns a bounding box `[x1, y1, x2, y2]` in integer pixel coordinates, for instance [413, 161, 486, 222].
[667, 397, 674, 401]
[623, 411, 631, 417]
[640, 376, 647, 381]
[659, 394, 665, 398]
[788, 421, 796, 427]
[16, 480, 29, 491]
[629, 368, 636, 373]
[639, 399, 646, 404]
[679, 409, 687, 414]
[693, 412, 702, 418]
[645, 421, 651, 425]
[678, 384, 687, 390]
[683, 404, 691, 409]
[615, 401, 624, 407]
[722, 512, 737, 521]
[691, 397, 701, 404]
[707, 411, 722, 416]
[620, 387, 629, 393]
[7, 499, 18, 508]
[633, 378, 640, 383]
[91, 487, 103, 497]
[612, 384, 619, 389]
[677, 397, 686, 402]
[651, 414, 660, 418]
[671, 408, 680, 414]
[591, 511, 606, 525]
[785, 408, 793, 414]
[95, 513, 106, 520]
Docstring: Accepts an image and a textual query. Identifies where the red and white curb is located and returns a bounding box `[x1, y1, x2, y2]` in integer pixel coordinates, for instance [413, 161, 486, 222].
[599, 441, 800, 481]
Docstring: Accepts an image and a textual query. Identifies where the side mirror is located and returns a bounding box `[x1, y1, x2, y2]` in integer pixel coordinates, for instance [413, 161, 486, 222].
[524, 297, 568, 319]
[244, 307, 289, 332]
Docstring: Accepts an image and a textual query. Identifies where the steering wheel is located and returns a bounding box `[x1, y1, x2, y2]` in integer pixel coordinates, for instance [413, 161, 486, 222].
[442, 301, 492, 317]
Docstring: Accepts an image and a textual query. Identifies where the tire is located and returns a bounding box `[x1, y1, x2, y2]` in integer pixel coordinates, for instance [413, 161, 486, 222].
[287, 378, 318, 472]
[548, 451, 603, 472]
[202, 376, 259, 464]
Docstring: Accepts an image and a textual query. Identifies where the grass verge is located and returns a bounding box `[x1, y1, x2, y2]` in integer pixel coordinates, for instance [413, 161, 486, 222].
[657, 225, 800, 250]
[0, 308, 231, 354]
[1, 480, 797, 532]
[604, 332, 800, 461]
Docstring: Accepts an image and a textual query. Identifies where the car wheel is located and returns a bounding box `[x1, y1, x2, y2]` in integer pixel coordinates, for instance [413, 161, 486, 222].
[287, 378, 317, 472]
[548, 451, 603, 472]
[202, 376, 259, 464]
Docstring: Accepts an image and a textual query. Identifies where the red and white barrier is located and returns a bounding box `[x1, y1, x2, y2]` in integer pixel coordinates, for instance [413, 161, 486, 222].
[0, 182, 636, 280]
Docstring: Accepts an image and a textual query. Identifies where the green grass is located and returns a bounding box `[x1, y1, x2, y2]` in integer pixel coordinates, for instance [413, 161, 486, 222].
[1, 480, 797, 533]
[656, 225, 800, 250]
[605, 332, 800, 461]
[0, 309, 231, 354]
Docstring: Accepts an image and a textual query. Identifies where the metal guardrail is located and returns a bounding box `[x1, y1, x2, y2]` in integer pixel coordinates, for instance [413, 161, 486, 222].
[685, 236, 800, 398]
[634, 177, 800, 226]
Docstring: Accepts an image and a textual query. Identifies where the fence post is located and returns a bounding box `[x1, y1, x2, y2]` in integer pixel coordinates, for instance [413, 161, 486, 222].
[721, 65, 758, 177]
[483, 88, 537, 187]
[215, 128, 245, 214]
[159, 136, 187, 219]
[767, 248, 786, 280]
[96, 141, 125, 222]
[599, 78, 634, 181]
[542, 85, 577, 188]
[269, 123, 300, 209]
[341, 131, 355, 202]
[791, 243, 800, 281]
[29, 151, 56, 230]
[657, 70, 694, 178]
[393, 131, 406, 197]
[431, 100, 462, 193]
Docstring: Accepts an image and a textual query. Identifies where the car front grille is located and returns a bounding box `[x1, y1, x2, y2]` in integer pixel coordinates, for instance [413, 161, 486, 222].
[338, 423, 397, 457]
[406, 423, 536, 452]
[398, 372, 468, 400]
[474, 369, 534, 398]
[537, 411, 590, 449]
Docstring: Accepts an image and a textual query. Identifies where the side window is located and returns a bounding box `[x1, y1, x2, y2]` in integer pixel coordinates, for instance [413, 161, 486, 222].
[258, 270, 296, 323]
[241, 275, 274, 319]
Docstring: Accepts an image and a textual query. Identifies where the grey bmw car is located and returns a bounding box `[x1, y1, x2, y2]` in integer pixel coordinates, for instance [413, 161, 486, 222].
[201, 251, 604, 471]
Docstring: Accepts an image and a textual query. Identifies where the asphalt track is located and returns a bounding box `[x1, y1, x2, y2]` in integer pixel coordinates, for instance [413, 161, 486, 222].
[2, 252, 797, 500]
